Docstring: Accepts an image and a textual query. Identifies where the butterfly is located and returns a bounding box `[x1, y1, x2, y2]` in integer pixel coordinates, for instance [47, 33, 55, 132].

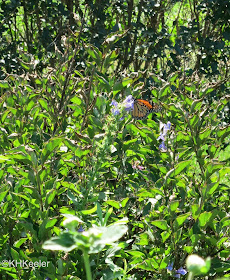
[132, 99, 162, 120]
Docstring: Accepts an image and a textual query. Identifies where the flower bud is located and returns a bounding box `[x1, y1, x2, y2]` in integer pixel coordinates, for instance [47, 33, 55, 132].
[186, 254, 211, 276]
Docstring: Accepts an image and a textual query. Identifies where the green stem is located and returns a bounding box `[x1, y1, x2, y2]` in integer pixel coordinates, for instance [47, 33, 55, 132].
[83, 249, 93, 280]
[187, 272, 193, 280]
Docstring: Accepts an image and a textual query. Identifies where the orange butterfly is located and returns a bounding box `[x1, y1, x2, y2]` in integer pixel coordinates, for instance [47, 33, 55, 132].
[132, 99, 162, 120]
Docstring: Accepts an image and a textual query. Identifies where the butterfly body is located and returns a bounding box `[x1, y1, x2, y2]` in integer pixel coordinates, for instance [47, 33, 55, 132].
[132, 99, 161, 120]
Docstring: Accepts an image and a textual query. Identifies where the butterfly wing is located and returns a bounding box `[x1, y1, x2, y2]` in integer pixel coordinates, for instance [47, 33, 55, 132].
[132, 99, 161, 120]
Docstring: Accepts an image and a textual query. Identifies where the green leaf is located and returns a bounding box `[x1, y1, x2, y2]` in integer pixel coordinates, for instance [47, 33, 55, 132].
[81, 205, 97, 215]
[103, 207, 113, 226]
[95, 73, 111, 91]
[191, 204, 200, 219]
[103, 50, 118, 69]
[0, 189, 9, 202]
[161, 231, 171, 242]
[105, 200, 120, 209]
[0, 155, 10, 163]
[121, 197, 129, 207]
[138, 258, 159, 270]
[45, 189, 57, 208]
[41, 137, 63, 164]
[11, 248, 19, 260]
[85, 44, 102, 65]
[13, 238, 28, 248]
[151, 220, 168, 230]
[0, 81, 9, 88]
[169, 200, 179, 212]
[113, 82, 123, 95]
[217, 126, 230, 142]
[198, 212, 212, 227]
[43, 233, 77, 252]
[159, 84, 170, 98]
[174, 160, 192, 175]
[175, 213, 190, 227]
[39, 98, 49, 111]
[199, 128, 211, 143]
[122, 77, 134, 87]
[190, 98, 203, 113]
[45, 218, 58, 229]
[70, 96, 82, 105]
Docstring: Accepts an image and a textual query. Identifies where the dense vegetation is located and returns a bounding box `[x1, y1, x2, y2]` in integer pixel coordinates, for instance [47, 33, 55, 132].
[0, 0, 229, 279]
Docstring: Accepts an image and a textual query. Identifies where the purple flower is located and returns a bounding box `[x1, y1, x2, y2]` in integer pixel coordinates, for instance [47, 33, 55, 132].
[110, 100, 118, 107]
[123, 95, 134, 111]
[164, 121, 171, 131]
[158, 121, 171, 151]
[176, 267, 187, 275]
[166, 261, 187, 278]
[160, 121, 171, 137]
[166, 262, 174, 271]
[123, 95, 134, 103]
[111, 99, 121, 116]
[157, 133, 165, 141]
[132, 161, 144, 170]
[110, 95, 134, 119]
[137, 165, 144, 170]
[159, 141, 167, 151]
[111, 107, 120, 116]
[78, 225, 84, 232]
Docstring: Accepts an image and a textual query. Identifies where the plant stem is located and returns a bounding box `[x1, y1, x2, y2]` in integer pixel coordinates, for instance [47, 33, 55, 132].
[83, 249, 93, 280]
[187, 272, 193, 280]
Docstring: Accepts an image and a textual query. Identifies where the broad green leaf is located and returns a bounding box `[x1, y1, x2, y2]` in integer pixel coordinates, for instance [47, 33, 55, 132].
[39, 98, 49, 111]
[0, 81, 9, 88]
[122, 77, 134, 87]
[199, 128, 211, 142]
[175, 213, 190, 227]
[121, 197, 129, 207]
[43, 233, 77, 252]
[169, 200, 179, 212]
[113, 82, 123, 95]
[11, 248, 19, 260]
[0, 189, 9, 202]
[45, 219, 58, 229]
[138, 258, 159, 270]
[13, 238, 28, 248]
[70, 96, 82, 105]
[198, 212, 212, 227]
[152, 220, 168, 230]
[128, 250, 145, 257]
[81, 205, 97, 215]
[103, 50, 118, 69]
[105, 200, 120, 209]
[174, 160, 192, 175]
[159, 84, 170, 98]
[0, 155, 10, 163]
[41, 137, 63, 164]
[45, 189, 57, 207]
[85, 44, 102, 65]
[192, 97, 204, 113]
[217, 126, 230, 142]
[191, 204, 200, 219]
[161, 231, 171, 243]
